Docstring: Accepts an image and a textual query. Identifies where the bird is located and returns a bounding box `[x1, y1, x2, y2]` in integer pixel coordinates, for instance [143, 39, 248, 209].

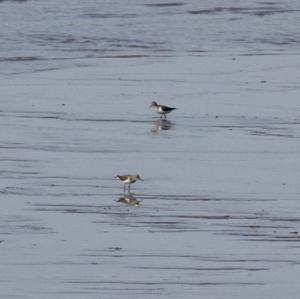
[150, 101, 176, 119]
[116, 174, 143, 192]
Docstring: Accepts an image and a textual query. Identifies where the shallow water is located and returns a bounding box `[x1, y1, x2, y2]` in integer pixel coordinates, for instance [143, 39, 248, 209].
[1, 1, 300, 298]
[1, 0, 300, 75]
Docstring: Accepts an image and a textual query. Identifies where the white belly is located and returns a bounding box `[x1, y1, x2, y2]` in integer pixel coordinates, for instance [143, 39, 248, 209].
[156, 107, 165, 114]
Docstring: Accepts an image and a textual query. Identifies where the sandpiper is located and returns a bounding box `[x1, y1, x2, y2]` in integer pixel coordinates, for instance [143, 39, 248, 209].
[118, 193, 140, 207]
[150, 101, 176, 119]
[116, 174, 143, 192]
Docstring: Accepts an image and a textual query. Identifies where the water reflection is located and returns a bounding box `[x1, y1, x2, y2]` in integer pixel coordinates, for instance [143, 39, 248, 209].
[151, 119, 174, 133]
[117, 193, 140, 207]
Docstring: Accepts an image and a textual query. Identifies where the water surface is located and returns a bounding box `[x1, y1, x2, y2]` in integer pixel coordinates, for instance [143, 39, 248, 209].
[0, 1, 300, 298]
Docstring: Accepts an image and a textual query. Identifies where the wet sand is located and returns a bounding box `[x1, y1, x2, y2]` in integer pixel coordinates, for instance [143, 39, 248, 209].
[0, 54, 300, 298]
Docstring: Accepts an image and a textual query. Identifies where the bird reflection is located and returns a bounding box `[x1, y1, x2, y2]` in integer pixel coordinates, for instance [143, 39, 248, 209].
[117, 193, 140, 207]
[151, 119, 174, 133]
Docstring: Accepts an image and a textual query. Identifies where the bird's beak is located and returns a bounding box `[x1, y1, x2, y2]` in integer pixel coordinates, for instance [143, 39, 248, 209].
[139, 177, 144, 181]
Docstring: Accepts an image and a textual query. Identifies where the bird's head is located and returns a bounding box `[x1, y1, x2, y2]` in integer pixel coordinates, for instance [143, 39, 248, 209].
[150, 101, 158, 108]
[136, 174, 143, 181]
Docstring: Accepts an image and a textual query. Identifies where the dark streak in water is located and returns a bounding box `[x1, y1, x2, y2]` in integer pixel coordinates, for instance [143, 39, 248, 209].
[188, 6, 299, 17]
[100, 55, 152, 59]
[243, 238, 300, 242]
[131, 266, 267, 272]
[0, 0, 28, 2]
[0, 56, 41, 62]
[79, 251, 297, 265]
[0, 144, 129, 154]
[0, 170, 40, 175]
[250, 130, 296, 138]
[0, 111, 153, 124]
[145, 2, 185, 7]
[82, 13, 138, 19]
[139, 194, 277, 202]
[64, 280, 264, 286]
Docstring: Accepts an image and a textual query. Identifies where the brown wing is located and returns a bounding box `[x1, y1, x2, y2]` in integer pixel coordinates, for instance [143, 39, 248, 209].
[116, 175, 129, 181]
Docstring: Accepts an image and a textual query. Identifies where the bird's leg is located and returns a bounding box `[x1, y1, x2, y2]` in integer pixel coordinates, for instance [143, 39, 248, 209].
[123, 184, 126, 193]
[128, 184, 131, 192]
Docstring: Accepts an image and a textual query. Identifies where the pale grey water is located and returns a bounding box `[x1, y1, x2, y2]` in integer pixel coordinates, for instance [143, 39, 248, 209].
[1, 0, 300, 75]
[1, 0, 300, 298]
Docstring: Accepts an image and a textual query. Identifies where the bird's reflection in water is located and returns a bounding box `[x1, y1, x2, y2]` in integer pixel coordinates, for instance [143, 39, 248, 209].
[151, 119, 174, 133]
[118, 193, 140, 207]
